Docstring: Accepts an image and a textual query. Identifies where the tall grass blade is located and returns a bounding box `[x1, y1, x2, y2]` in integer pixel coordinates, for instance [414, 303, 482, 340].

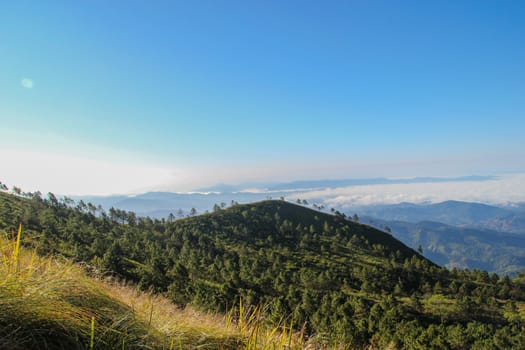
[148, 299, 154, 328]
[27, 248, 37, 277]
[90, 316, 95, 350]
[287, 318, 293, 348]
[239, 297, 244, 332]
[12, 224, 22, 272]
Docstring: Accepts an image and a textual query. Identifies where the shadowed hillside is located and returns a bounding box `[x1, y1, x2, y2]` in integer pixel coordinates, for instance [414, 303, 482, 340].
[363, 217, 525, 276]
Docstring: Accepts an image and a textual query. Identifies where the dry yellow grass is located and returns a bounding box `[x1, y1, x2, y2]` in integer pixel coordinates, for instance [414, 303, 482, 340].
[0, 226, 243, 349]
[1, 226, 154, 349]
[0, 226, 344, 349]
[104, 280, 242, 348]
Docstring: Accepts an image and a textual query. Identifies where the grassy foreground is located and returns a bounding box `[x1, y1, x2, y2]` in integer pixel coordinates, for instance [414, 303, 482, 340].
[0, 226, 316, 350]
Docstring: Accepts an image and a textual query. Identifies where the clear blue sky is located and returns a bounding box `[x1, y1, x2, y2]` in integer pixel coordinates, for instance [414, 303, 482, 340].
[1, 1, 524, 194]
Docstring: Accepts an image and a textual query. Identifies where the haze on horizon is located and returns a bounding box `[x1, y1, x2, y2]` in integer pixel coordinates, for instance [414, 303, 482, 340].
[1, 1, 524, 199]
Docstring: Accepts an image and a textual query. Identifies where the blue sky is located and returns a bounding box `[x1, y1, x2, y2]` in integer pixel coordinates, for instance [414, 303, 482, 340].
[1, 1, 524, 194]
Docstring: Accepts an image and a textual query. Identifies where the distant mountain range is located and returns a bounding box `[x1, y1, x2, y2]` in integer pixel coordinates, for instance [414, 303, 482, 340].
[77, 191, 278, 218]
[195, 175, 496, 193]
[354, 201, 525, 275]
[355, 200, 525, 234]
[76, 175, 503, 219]
[362, 217, 525, 276]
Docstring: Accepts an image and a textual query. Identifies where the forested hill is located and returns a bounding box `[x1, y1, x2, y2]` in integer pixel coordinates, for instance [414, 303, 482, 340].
[2, 190, 525, 348]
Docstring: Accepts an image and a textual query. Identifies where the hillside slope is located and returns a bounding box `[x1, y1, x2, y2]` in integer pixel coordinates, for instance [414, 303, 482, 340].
[357, 200, 525, 235]
[355, 200, 514, 227]
[2, 191, 525, 348]
[0, 228, 243, 350]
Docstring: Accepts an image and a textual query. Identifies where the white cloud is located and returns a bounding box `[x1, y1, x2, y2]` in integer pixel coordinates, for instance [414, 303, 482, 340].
[0, 149, 175, 195]
[21, 78, 34, 89]
[294, 174, 525, 208]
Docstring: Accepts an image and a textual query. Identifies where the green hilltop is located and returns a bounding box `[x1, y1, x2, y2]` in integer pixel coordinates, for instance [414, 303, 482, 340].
[1, 190, 525, 348]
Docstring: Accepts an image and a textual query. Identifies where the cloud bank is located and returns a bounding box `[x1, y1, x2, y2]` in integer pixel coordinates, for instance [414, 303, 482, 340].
[294, 174, 525, 208]
[2, 145, 524, 206]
